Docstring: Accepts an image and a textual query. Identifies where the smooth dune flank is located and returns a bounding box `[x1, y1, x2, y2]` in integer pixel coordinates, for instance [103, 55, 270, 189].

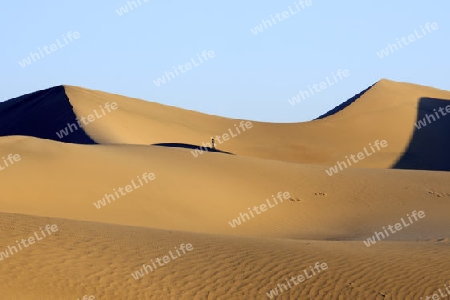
[1, 79, 450, 299]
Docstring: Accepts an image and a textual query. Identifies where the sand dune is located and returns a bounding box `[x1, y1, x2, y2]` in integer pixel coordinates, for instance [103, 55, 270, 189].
[65, 80, 450, 170]
[1, 213, 449, 300]
[1, 135, 450, 240]
[0, 86, 96, 144]
[2, 79, 450, 169]
[1, 79, 450, 299]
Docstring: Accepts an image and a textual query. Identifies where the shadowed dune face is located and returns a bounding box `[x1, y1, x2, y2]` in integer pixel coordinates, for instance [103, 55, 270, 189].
[394, 97, 450, 171]
[0, 86, 96, 144]
[153, 143, 233, 155]
[315, 82, 376, 120]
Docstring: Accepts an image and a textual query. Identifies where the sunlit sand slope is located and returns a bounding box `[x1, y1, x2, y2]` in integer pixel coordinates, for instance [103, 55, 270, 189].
[64, 80, 450, 169]
[1, 80, 450, 300]
[1, 213, 449, 300]
[1, 136, 449, 240]
[2, 80, 450, 169]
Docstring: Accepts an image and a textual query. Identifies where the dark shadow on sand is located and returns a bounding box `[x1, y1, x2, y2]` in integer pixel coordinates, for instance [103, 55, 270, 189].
[392, 97, 450, 171]
[0, 86, 96, 144]
[153, 143, 234, 155]
[315, 82, 376, 120]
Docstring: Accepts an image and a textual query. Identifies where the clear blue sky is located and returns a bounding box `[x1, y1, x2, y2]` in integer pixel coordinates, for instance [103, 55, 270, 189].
[1, 0, 449, 122]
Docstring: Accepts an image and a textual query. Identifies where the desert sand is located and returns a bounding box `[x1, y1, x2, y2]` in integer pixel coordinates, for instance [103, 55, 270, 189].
[0, 79, 449, 299]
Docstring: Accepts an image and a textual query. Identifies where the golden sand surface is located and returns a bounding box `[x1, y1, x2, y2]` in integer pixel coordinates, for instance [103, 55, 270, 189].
[1, 79, 449, 299]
